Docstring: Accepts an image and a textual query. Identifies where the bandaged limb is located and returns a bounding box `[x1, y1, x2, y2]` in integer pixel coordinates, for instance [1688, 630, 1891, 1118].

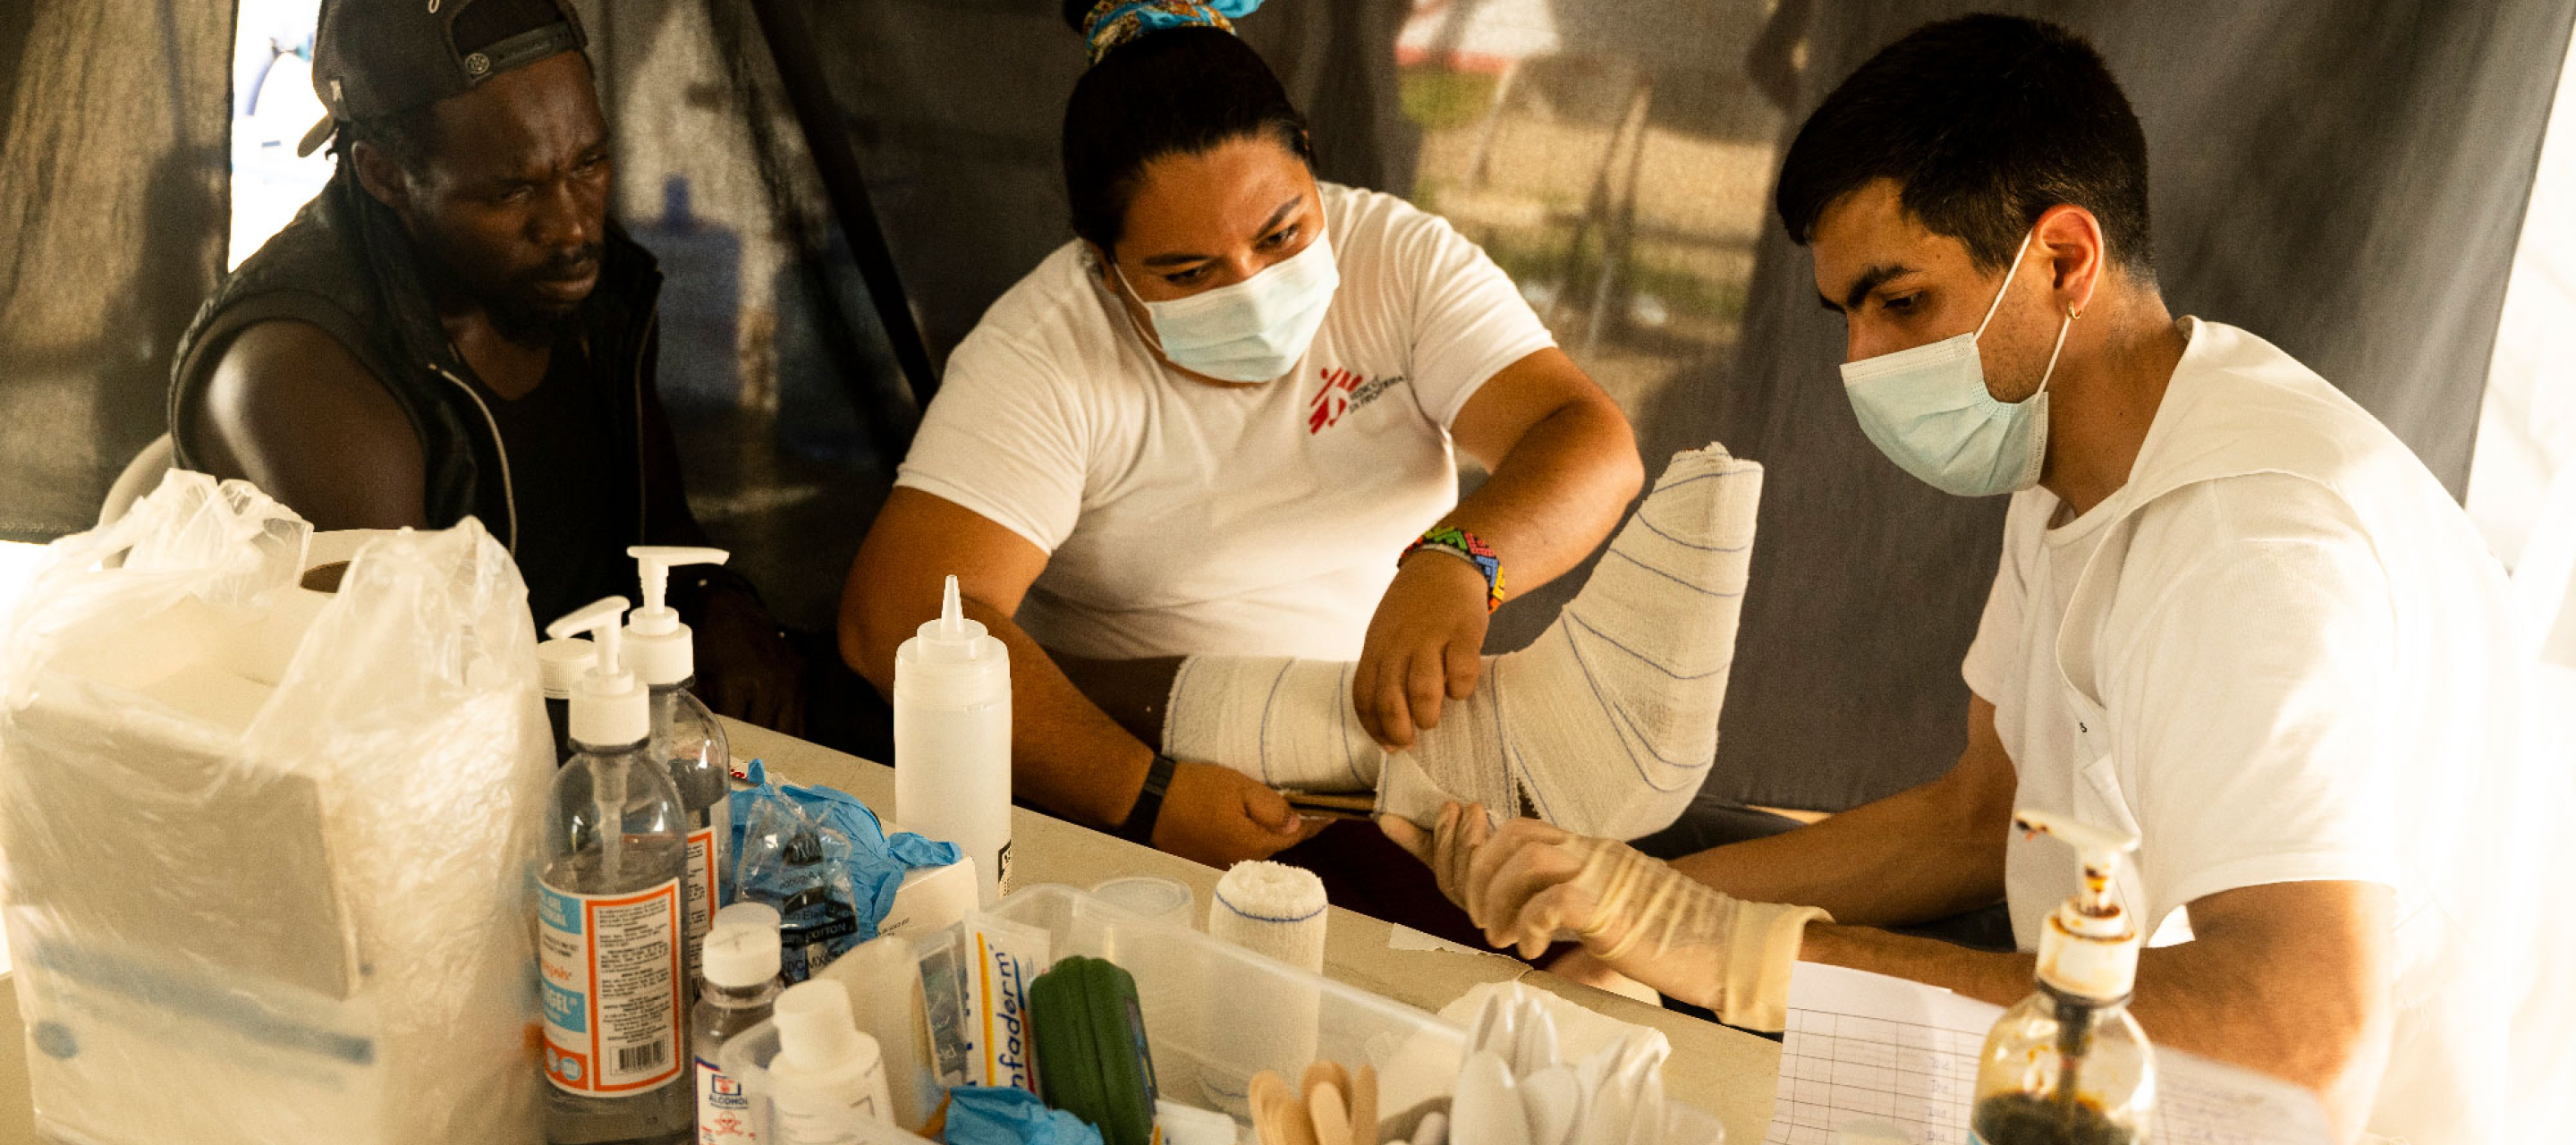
[1164, 445, 1759, 839]
[1394, 807, 1828, 1032]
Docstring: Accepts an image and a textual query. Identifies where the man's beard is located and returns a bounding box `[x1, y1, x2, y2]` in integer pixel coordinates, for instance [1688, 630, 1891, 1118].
[416, 240, 604, 350]
[487, 291, 585, 349]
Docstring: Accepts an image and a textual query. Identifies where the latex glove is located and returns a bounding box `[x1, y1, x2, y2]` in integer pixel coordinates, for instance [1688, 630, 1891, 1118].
[1354, 550, 1492, 748]
[1386, 805, 1828, 1031]
[1148, 759, 1332, 867]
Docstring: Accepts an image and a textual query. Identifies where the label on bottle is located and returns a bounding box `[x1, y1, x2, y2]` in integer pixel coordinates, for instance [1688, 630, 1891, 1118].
[770, 1081, 879, 1145]
[684, 824, 719, 982]
[698, 1056, 762, 1143]
[994, 839, 1013, 898]
[539, 878, 684, 1095]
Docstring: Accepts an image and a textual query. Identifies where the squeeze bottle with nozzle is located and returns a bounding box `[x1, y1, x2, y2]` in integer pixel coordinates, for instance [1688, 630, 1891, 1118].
[894, 576, 1013, 906]
[626, 545, 735, 1000]
[1970, 810, 2156, 1145]
[538, 597, 693, 1145]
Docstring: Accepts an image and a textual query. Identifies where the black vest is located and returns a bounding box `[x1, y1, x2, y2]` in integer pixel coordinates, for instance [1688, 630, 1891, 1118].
[166, 168, 663, 556]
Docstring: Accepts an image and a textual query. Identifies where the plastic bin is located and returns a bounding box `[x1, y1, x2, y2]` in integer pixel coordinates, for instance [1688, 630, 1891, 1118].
[717, 884, 1725, 1143]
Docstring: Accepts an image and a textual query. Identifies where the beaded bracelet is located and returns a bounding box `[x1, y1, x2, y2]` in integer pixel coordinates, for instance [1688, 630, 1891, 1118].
[1403, 525, 1505, 613]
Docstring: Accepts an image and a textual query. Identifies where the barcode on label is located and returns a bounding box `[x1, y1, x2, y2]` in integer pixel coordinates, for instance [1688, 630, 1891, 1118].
[619, 1040, 669, 1073]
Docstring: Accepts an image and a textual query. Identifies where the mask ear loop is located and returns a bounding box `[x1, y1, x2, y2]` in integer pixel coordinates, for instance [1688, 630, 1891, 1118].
[1971, 229, 2038, 341]
[2032, 301, 2077, 397]
[1102, 254, 1170, 358]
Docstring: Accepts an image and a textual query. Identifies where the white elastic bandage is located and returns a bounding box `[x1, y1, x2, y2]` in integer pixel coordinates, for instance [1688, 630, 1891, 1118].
[1202, 861, 1330, 1106]
[1164, 445, 1761, 839]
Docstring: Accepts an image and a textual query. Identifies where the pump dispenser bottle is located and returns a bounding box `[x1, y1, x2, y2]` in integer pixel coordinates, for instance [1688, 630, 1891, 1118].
[539, 598, 694, 1145]
[695, 902, 785, 1145]
[539, 635, 593, 765]
[894, 576, 1013, 905]
[1970, 810, 2156, 1145]
[625, 546, 736, 998]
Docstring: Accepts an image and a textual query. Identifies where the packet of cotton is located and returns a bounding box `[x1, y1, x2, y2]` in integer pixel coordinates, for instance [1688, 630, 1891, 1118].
[731, 763, 961, 979]
[0, 473, 547, 1145]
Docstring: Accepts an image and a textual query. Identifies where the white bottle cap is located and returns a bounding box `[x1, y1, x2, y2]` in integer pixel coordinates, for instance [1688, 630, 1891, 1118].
[703, 903, 783, 989]
[893, 575, 1010, 703]
[2015, 809, 2143, 1001]
[546, 597, 648, 747]
[538, 636, 593, 700]
[774, 980, 867, 1069]
[625, 546, 728, 687]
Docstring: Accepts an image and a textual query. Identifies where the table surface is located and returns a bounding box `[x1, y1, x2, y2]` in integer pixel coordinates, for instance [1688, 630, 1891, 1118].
[0, 719, 1783, 1142]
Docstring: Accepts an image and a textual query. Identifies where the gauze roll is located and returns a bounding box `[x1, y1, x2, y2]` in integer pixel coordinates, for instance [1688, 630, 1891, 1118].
[1208, 860, 1329, 971]
[1204, 861, 1329, 1104]
[1165, 445, 1761, 839]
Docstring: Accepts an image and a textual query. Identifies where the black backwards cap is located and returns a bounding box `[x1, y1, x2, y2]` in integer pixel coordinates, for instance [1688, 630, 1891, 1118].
[297, 0, 589, 157]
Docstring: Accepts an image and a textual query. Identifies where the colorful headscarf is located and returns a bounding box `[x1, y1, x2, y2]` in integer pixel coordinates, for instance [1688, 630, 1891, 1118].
[1080, 0, 1265, 64]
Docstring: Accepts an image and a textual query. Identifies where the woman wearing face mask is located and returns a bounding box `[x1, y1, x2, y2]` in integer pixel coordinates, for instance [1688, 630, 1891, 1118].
[839, 0, 1644, 871]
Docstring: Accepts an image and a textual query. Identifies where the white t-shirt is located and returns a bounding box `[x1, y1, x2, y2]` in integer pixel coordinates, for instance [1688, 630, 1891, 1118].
[897, 182, 1555, 660]
[1962, 318, 2566, 1141]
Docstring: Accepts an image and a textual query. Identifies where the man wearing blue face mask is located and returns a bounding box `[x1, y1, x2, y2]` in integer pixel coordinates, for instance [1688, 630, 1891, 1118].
[838, 0, 1646, 878]
[1383, 14, 2568, 1141]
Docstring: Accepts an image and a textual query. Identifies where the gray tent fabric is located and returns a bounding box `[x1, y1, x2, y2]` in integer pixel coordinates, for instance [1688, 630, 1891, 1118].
[1642, 0, 2574, 810]
[3, 1, 2557, 817]
[583, 0, 2568, 809]
[0, 0, 233, 541]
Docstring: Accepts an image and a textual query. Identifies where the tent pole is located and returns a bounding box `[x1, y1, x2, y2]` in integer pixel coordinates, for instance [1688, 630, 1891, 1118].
[741, 0, 941, 410]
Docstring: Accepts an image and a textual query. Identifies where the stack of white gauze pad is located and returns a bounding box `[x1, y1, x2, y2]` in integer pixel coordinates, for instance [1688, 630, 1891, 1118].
[1165, 445, 1762, 839]
[0, 474, 550, 1145]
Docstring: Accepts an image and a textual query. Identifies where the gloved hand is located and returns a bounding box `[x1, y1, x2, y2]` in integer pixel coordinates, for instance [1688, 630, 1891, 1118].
[1383, 803, 1829, 1031]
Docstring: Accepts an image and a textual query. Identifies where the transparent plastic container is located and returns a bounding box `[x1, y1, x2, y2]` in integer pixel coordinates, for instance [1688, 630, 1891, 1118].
[715, 885, 1727, 1143]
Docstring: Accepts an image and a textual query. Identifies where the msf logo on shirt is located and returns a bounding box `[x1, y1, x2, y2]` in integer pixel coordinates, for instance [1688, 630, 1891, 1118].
[1308, 366, 1406, 434]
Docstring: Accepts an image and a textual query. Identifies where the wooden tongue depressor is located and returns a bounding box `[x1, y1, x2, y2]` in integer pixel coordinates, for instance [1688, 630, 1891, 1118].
[1349, 1064, 1379, 1145]
[1251, 1071, 1293, 1145]
[1308, 1081, 1352, 1145]
[1302, 1060, 1355, 1145]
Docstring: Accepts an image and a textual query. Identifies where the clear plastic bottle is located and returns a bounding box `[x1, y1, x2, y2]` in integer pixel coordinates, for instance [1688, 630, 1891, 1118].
[1970, 810, 2156, 1145]
[626, 546, 737, 1000]
[696, 903, 785, 1145]
[539, 598, 694, 1145]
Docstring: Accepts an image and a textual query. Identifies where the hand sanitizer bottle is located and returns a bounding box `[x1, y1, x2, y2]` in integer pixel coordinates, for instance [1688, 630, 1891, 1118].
[540, 598, 693, 1145]
[539, 635, 593, 765]
[894, 576, 1012, 906]
[1970, 810, 2156, 1145]
[696, 903, 784, 1144]
[626, 545, 736, 999]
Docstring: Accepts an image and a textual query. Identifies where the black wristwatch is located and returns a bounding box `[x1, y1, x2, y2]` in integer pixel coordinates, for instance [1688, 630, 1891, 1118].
[1114, 752, 1179, 846]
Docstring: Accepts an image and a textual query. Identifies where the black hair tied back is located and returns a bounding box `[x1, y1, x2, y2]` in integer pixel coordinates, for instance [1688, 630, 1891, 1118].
[1058, 0, 1313, 254]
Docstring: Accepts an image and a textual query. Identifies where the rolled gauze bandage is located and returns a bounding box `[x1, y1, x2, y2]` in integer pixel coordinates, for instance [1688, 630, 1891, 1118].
[1208, 861, 1329, 971]
[1202, 861, 1328, 1108]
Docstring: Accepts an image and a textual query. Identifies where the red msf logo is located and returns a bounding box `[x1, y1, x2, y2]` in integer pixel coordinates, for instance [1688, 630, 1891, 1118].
[1308, 367, 1365, 434]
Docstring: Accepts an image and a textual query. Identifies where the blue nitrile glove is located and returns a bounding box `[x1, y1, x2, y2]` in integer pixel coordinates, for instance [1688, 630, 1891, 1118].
[944, 1086, 1105, 1145]
[730, 766, 963, 958]
[778, 780, 962, 927]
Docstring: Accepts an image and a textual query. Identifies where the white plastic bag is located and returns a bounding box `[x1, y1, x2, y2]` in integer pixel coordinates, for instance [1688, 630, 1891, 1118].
[0, 471, 550, 1145]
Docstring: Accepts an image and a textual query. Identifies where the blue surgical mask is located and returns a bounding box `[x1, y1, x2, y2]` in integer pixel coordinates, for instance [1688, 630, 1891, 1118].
[1116, 225, 1339, 384]
[1838, 231, 2073, 496]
